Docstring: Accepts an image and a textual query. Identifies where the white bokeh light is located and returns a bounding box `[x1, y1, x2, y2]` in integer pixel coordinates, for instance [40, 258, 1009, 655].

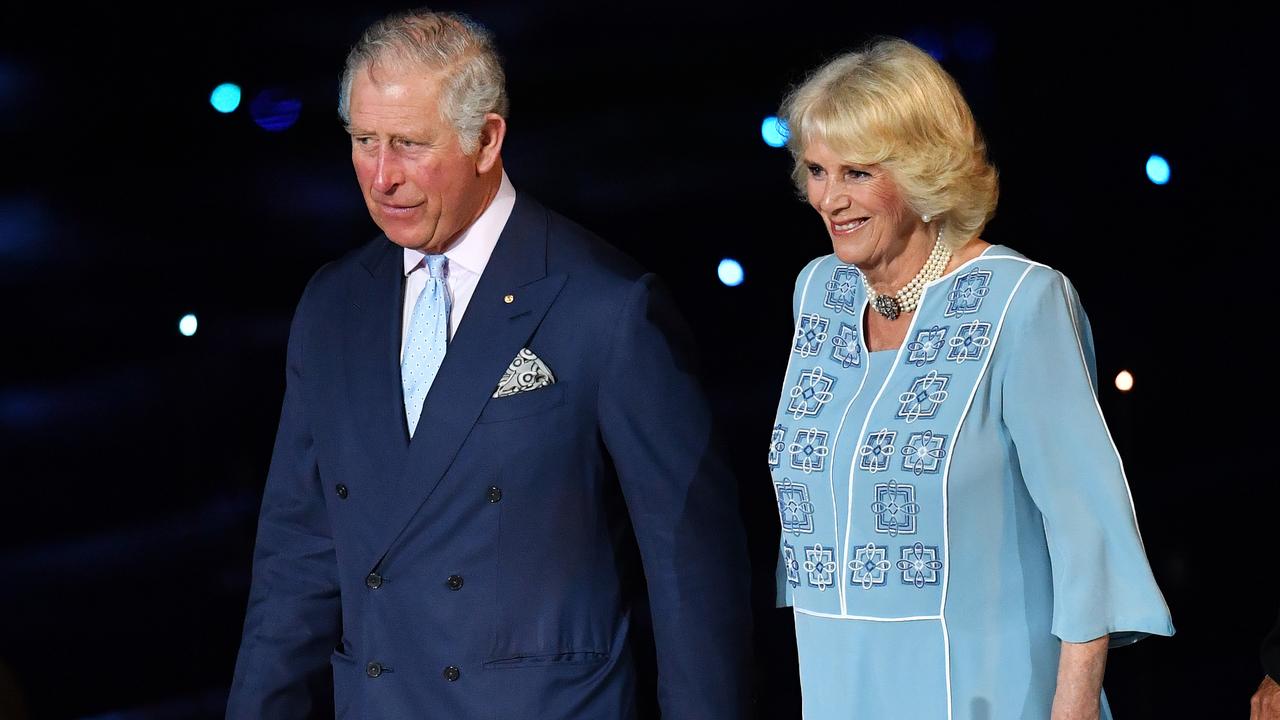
[179, 313, 198, 337]
[1114, 370, 1134, 392]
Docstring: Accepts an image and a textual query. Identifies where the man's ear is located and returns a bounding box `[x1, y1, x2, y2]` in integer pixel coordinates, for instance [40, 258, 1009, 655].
[474, 113, 506, 173]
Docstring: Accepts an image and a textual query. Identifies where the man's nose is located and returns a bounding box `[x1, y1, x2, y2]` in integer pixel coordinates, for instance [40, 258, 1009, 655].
[372, 149, 403, 194]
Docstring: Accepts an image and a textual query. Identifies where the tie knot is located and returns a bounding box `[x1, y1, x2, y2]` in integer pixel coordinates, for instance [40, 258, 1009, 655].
[424, 254, 447, 279]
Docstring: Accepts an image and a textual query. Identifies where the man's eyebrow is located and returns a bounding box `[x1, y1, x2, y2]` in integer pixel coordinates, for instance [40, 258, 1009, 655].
[344, 128, 421, 141]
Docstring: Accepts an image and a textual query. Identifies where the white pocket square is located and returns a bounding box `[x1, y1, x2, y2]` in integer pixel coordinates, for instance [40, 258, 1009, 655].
[492, 348, 556, 398]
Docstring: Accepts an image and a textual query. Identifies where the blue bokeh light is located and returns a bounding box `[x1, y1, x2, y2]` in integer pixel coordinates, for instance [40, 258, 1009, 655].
[1145, 154, 1170, 185]
[761, 116, 788, 148]
[718, 258, 744, 287]
[952, 24, 995, 62]
[907, 28, 947, 61]
[250, 89, 302, 132]
[209, 83, 241, 113]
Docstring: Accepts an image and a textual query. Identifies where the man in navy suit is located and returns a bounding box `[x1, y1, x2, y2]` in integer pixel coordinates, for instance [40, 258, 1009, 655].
[226, 9, 753, 719]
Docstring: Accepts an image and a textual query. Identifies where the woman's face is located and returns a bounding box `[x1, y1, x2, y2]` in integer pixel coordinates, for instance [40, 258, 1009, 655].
[803, 139, 919, 267]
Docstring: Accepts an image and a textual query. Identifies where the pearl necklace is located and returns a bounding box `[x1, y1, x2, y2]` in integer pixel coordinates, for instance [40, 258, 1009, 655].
[863, 227, 951, 320]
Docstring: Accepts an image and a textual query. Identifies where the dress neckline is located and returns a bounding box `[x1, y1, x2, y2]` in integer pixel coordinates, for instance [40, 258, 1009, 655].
[862, 244, 1005, 354]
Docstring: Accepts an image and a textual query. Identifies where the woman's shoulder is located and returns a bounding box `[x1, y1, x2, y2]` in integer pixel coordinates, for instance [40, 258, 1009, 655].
[969, 247, 1088, 339]
[797, 252, 840, 276]
[934, 243, 1082, 337]
[790, 253, 845, 292]
[972, 243, 1072, 294]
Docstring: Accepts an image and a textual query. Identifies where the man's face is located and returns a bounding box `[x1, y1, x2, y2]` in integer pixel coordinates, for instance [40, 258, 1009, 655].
[347, 63, 488, 253]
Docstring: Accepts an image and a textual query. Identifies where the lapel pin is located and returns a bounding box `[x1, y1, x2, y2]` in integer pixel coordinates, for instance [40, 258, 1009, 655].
[503, 294, 515, 304]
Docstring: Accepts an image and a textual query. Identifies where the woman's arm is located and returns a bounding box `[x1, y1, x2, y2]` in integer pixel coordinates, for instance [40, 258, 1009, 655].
[1051, 636, 1108, 720]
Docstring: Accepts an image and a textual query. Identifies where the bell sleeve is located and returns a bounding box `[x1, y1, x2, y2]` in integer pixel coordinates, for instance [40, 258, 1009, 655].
[1001, 267, 1174, 647]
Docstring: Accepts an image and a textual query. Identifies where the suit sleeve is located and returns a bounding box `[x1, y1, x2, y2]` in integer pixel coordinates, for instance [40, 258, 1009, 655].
[226, 274, 341, 719]
[1002, 269, 1173, 647]
[597, 273, 753, 720]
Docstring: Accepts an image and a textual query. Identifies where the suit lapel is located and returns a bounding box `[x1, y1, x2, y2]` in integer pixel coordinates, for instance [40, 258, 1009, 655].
[344, 240, 411, 470]
[361, 196, 567, 571]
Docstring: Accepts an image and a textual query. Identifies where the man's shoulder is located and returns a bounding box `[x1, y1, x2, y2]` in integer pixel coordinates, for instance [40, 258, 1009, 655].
[282, 235, 396, 328]
[526, 197, 647, 288]
[306, 234, 397, 291]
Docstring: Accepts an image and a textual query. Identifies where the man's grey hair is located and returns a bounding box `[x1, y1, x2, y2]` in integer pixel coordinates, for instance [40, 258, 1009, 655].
[338, 9, 509, 155]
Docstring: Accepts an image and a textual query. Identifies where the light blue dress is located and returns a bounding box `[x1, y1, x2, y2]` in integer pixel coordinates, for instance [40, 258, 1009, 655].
[769, 246, 1173, 719]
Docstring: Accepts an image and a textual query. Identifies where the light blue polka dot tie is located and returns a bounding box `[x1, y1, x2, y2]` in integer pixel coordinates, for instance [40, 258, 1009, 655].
[401, 254, 450, 438]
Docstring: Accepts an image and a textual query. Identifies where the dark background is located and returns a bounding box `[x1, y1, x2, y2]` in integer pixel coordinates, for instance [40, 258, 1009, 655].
[0, 4, 1271, 718]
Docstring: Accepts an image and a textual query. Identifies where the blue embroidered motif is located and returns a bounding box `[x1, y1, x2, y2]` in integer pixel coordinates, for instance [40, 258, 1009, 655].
[788, 367, 836, 419]
[793, 313, 830, 358]
[788, 427, 830, 474]
[768, 424, 787, 470]
[897, 542, 943, 587]
[858, 428, 897, 473]
[849, 542, 891, 589]
[829, 322, 861, 368]
[871, 480, 919, 536]
[773, 479, 816, 535]
[897, 370, 951, 423]
[905, 325, 949, 367]
[944, 268, 992, 317]
[782, 541, 801, 589]
[803, 544, 837, 591]
[900, 430, 948, 475]
[823, 266, 861, 315]
[947, 319, 993, 363]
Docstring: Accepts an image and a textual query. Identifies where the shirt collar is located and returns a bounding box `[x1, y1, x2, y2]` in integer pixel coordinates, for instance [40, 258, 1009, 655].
[403, 171, 517, 277]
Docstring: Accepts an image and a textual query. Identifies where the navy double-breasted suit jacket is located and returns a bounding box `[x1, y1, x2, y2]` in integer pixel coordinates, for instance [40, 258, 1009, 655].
[227, 194, 753, 719]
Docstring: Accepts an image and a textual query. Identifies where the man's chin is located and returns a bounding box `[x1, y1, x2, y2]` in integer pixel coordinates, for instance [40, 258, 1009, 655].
[377, 223, 431, 251]
[385, 235, 428, 251]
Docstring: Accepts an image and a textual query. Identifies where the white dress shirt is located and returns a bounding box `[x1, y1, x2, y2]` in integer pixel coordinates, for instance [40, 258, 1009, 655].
[401, 171, 516, 361]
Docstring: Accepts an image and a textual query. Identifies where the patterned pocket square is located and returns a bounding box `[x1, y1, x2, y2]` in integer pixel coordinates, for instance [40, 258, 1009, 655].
[492, 348, 557, 398]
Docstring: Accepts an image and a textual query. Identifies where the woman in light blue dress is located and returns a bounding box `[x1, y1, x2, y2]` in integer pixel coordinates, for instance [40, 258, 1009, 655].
[768, 39, 1173, 719]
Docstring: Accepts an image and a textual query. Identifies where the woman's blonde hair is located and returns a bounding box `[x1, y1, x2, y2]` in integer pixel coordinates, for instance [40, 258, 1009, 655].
[780, 38, 998, 245]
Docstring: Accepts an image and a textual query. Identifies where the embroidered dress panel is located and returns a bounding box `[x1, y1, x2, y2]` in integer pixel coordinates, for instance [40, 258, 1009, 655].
[769, 246, 1173, 719]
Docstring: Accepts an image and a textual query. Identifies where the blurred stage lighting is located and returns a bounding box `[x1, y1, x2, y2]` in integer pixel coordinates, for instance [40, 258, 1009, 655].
[907, 28, 947, 61]
[1145, 154, 1170, 185]
[251, 89, 302, 132]
[718, 258, 744, 287]
[1115, 370, 1134, 392]
[952, 24, 994, 62]
[179, 313, 198, 337]
[761, 116, 788, 148]
[210, 83, 241, 114]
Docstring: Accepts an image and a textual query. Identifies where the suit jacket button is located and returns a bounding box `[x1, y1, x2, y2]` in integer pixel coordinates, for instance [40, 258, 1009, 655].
[365, 573, 383, 589]
[443, 665, 461, 682]
[335, 484, 349, 499]
[366, 662, 384, 678]
[486, 486, 503, 503]
[446, 575, 464, 591]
